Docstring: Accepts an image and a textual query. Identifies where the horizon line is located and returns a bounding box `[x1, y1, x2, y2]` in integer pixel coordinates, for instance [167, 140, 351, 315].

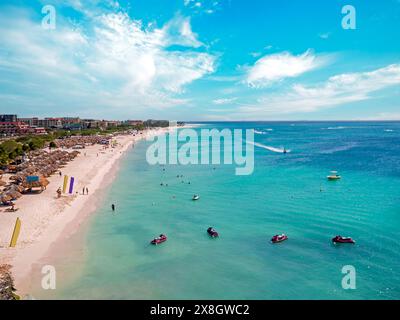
[185, 119, 400, 123]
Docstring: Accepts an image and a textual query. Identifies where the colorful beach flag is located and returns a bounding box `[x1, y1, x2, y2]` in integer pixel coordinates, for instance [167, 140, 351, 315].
[9, 217, 21, 248]
[69, 177, 75, 194]
[63, 175, 68, 193]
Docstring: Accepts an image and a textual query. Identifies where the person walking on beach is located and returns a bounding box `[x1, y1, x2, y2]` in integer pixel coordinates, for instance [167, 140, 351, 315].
[86, 187, 89, 195]
[83, 187, 85, 195]
[57, 187, 62, 198]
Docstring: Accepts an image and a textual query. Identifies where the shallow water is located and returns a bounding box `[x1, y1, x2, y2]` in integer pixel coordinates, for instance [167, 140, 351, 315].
[35, 122, 400, 299]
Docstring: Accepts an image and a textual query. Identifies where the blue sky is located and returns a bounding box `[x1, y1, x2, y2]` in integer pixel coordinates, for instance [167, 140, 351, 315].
[0, 0, 399, 120]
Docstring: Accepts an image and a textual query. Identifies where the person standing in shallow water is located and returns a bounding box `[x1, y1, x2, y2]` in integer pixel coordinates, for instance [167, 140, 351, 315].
[57, 187, 62, 198]
[111, 204, 115, 212]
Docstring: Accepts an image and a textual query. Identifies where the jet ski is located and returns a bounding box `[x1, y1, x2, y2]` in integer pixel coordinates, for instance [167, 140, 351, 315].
[207, 227, 219, 238]
[332, 235, 355, 244]
[271, 234, 288, 243]
[150, 234, 167, 245]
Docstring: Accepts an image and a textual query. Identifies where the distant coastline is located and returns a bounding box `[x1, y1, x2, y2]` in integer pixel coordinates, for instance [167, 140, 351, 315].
[185, 120, 400, 123]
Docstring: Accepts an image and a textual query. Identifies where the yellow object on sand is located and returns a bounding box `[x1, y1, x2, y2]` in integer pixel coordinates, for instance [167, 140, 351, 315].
[63, 175, 68, 193]
[9, 217, 21, 248]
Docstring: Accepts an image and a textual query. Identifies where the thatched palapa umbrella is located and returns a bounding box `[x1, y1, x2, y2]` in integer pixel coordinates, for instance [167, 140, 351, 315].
[0, 194, 12, 203]
[22, 176, 49, 190]
[5, 190, 22, 199]
[4, 184, 24, 193]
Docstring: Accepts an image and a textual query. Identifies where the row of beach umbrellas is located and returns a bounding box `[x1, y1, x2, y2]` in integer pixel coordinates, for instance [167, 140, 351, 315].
[0, 184, 24, 203]
[13, 150, 80, 178]
[56, 135, 112, 149]
[1, 149, 80, 204]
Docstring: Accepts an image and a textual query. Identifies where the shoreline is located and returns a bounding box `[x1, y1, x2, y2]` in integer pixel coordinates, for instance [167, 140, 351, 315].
[0, 127, 173, 297]
[27, 136, 129, 299]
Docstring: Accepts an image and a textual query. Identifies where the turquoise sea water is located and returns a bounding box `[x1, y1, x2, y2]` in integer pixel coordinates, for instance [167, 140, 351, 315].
[44, 122, 400, 299]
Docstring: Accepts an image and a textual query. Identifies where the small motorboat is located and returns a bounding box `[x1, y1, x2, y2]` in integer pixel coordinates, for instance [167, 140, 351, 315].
[271, 234, 288, 243]
[150, 234, 167, 245]
[332, 235, 355, 244]
[327, 171, 341, 180]
[207, 227, 219, 238]
[192, 194, 200, 201]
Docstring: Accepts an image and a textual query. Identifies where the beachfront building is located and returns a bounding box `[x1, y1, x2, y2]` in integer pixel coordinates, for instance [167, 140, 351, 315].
[0, 114, 18, 122]
[60, 117, 81, 129]
[0, 121, 30, 136]
[19, 117, 61, 129]
[19, 117, 39, 126]
[19, 117, 81, 130]
[81, 119, 101, 129]
[32, 127, 47, 135]
[4, 115, 150, 135]
[0, 121, 47, 136]
[40, 118, 63, 129]
[101, 120, 121, 128]
[108, 120, 122, 127]
[80, 119, 122, 130]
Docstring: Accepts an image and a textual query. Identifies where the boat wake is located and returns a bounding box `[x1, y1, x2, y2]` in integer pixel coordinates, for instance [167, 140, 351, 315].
[323, 126, 364, 130]
[254, 130, 267, 135]
[325, 126, 346, 130]
[247, 141, 290, 153]
[319, 143, 357, 154]
[254, 129, 273, 135]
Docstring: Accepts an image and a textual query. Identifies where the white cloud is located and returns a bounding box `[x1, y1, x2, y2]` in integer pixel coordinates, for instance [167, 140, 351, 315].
[212, 97, 238, 105]
[0, 7, 216, 115]
[183, 0, 219, 15]
[238, 64, 400, 116]
[365, 112, 400, 120]
[163, 15, 203, 48]
[245, 50, 326, 87]
[250, 52, 262, 58]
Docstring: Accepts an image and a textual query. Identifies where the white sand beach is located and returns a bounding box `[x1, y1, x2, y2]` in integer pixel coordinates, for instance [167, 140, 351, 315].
[0, 128, 170, 296]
